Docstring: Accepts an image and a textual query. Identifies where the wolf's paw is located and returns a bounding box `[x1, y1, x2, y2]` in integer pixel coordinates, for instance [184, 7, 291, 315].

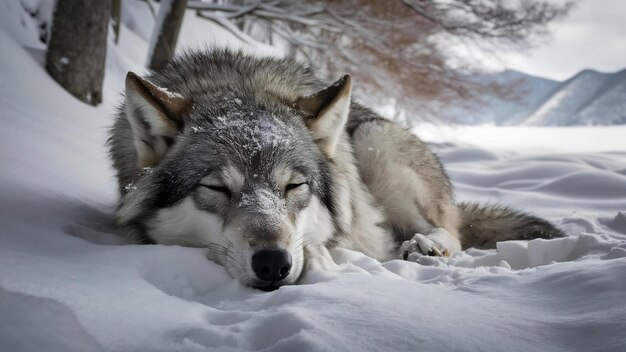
[400, 233, 449, 260]
[303, 244, 339, 272]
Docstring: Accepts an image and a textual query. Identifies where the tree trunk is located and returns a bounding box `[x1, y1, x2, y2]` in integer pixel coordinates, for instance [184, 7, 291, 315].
[112, 0, 121, 44]
[147, 0, 188, 71]
[46, 0, 111, 106]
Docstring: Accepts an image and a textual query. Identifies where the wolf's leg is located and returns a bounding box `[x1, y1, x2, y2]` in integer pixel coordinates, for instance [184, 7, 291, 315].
[399, 228, 462, 259]
[350, 118, 462, 256]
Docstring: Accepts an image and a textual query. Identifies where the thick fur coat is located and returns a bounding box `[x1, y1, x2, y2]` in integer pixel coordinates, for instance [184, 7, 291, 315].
[108, 50, 562, 290]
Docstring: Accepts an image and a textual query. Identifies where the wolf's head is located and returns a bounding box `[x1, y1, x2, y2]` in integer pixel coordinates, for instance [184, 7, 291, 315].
[115, 71, 352, 290]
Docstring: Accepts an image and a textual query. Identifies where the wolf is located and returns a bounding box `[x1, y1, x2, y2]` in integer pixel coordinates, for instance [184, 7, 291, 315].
[108, 49, 563, 291]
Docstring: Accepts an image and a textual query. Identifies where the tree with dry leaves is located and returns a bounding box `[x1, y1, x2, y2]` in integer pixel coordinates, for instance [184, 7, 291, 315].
[188, 0, 574, 121]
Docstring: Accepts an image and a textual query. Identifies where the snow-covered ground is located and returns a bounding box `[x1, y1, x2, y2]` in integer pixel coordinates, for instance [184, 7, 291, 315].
[1, 2, 625, 351]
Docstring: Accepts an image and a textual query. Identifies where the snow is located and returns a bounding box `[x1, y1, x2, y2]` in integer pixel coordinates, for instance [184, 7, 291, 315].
[439, 68, 626, 126]
[201, 97, 295, 152]
[576, 70, 626, 125]
[1, 2, 626, 351]
[524, 70, 612, 126]
[437, 69, 561, 125]
[416, 123, 626, 153]
[0, 0, 47, 51]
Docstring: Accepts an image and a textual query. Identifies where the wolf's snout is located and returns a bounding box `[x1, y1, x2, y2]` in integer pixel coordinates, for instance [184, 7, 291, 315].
[251, 249, 292, 283]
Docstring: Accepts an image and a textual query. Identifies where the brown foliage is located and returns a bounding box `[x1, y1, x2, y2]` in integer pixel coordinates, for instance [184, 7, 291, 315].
[189, 0, 574, 120]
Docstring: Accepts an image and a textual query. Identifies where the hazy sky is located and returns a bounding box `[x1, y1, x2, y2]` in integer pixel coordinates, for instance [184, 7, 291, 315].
[498, 0, 626, 80]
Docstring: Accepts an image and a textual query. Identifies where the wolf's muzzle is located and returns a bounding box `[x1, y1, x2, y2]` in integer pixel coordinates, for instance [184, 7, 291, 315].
[251, 249, 292, 287]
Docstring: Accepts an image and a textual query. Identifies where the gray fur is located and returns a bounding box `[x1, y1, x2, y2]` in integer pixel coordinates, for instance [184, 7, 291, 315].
[458, 202, 564, 249]
[108, 49, 562, 288]
[109, 50, 323, 195]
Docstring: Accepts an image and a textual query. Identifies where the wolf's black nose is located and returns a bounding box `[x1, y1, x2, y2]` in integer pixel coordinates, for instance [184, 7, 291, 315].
[251, 249, 292, 282]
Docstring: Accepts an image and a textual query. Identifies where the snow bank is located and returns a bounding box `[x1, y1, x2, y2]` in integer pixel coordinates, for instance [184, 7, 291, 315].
[416, 123, 626, 153]
[1, 2, 625, 351]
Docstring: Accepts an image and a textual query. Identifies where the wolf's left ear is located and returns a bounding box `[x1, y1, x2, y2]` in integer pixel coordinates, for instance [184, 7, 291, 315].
[294, 75, 352, 157]
[125, 72, 191, 168]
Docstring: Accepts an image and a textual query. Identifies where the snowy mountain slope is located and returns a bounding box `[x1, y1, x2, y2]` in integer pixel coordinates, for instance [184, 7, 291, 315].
[439, 70, 560, 125]
[524, 70, 612, 125]
[524, 68, 626, 126]
[441, 68, 626, 126]
[570, 69, 626, 125]
[487, 69, 561, 125]
[1, 2, 626, 351]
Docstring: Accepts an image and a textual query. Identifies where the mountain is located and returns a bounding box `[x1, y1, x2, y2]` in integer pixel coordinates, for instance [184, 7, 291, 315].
[524, 68, 626, 126]
[441, 68, 626, 126]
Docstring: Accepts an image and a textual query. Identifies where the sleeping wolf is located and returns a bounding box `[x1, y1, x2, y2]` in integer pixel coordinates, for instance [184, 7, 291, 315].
[108, 50, 562, 291]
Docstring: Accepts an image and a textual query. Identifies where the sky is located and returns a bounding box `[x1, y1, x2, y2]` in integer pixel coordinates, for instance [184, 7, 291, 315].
[499, 0, 626, 81]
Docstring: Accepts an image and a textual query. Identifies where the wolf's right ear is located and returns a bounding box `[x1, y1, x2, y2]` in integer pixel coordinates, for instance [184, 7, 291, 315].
[293, 75, 352, 157]
[124, 72, 191, 168]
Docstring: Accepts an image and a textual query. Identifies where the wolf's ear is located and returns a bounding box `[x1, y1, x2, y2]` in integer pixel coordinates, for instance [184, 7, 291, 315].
[294, 75, 352, 157]
[124, 72, 191, 168]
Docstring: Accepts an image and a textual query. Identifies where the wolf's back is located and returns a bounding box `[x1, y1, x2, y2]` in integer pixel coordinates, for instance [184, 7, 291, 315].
[458, 202, 564, 249]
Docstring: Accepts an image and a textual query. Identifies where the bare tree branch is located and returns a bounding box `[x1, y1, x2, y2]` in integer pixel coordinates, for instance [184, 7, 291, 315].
[188, 0, 575, 123]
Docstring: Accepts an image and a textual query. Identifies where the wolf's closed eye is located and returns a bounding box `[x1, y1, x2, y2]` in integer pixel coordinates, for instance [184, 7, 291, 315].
[201, 184, 232, 198]
[285, 182, 308, 194]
